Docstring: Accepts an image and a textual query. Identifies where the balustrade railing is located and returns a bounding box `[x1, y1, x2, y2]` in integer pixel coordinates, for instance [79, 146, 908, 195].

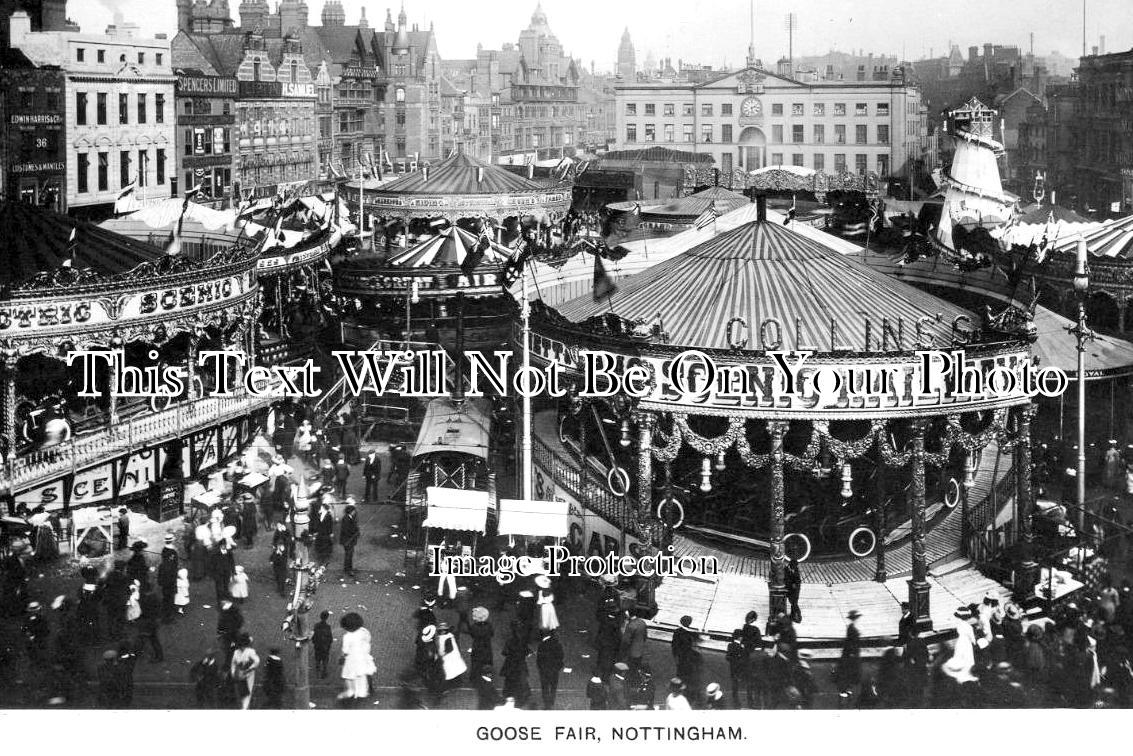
[532, 433, 634, 530]
[963, 461, 1018, 568]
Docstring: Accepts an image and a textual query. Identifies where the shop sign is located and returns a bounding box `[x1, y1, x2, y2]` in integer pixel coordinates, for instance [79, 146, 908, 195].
[176, 76, 238, 96]
[11, 162, 66, 173]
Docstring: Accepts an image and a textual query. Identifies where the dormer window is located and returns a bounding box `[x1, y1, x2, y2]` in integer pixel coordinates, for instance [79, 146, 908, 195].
[253, 60, 261, 81]
[291, 61, 298, 84]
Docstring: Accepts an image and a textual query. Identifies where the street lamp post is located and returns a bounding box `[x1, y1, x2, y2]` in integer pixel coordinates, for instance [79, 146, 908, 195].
[1069, 235, 1092, 533]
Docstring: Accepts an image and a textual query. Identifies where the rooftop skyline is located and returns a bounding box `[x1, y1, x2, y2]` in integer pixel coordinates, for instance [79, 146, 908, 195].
[67, 0, 1133, 73]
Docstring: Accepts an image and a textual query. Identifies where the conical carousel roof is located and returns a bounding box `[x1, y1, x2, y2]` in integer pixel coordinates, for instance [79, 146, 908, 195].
[642, 186, 749, 219]
[386, 226, 514, 269]
[374, 152, 546, 195]
[555, 216, 974, 351]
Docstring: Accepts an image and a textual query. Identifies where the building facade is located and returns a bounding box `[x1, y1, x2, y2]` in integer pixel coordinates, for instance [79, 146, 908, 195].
[10, 12, 176, 218]
[614, 66, 928, 179]
[616, 28, 635, 81]
[1067, 50, 1133, 213]
[1, 48, 65, 210]
[174, 71, 237, 201]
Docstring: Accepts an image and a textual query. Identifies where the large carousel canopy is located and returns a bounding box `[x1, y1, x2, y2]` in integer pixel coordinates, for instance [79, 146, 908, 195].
[1032, 305, 1133, 380]
[995, 203, 1101, 248]
[607, 186, 749, 224]
[334, 225, 516, 300]
[1046, 213, 1133, 260]
[553, 216, 972, 351]
[348, 151, 571, 223]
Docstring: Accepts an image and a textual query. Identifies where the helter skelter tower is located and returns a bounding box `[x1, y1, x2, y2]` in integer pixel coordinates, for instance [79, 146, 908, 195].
[935, 98, 1017, 254]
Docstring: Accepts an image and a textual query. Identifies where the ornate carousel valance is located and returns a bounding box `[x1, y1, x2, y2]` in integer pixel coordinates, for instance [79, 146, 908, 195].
[681, 165, 882, 198]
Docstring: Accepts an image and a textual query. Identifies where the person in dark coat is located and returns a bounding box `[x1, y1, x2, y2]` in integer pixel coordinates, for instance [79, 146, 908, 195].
[157, 534, 180, 622]
[469, 606, 495, 673]
[334, 457, 350, 497]
[362, 449, 382, 503]
[270, 542, 289, 597]
[116, 508, 130, 551]
[671, 615, 702, 705]
[261, 649, 286, 708]
[339, 503, 360, 577]
[536, 629, 565, 709]
[341, 426, 360, 466]
[904, 626, 930, 706]
[191, 650, 222, 708]
[22, 600, 50, 667]
[211, 543, 235, 604]
[595, 598, 622, 679]
[313, 501, 334, 564]
[726, 628, 752, 708]
[785, 558, 803, 621]
[836, 609, 863, 705]
[414, 596, 437, 631]
[240, 495, 258, 549]
[97, 649, 124, 708]
[500, 622, 531, 707]
[475, 666, 500, 710]
[116, 640, 137, 706]
[607, 662, 630, 709]
[190, 518, 209, 581]
[586, 674, 608, 709]
[137, 590, 164, 662]
[216, 599, 244, 664]
[313, 610, 333, 678]
[77, 567, 103, 644]
[620, 609, 648, 669]
[126, 542, 150, 592]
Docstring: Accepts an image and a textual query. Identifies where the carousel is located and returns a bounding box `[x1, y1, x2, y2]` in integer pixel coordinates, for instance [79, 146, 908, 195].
[523, 197, 1041, 637]
[0, 200, 270, 522]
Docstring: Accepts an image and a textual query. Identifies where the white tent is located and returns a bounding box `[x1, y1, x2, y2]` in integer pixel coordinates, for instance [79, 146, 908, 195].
[422, 486, 490, 533]
[498, 498, 570, 538]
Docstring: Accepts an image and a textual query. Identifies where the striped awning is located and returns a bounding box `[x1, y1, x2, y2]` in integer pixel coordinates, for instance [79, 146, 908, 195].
[1033, 305, 1133, 380]
[386, 226, 514, 269]
[554, 218, 975, 352]
[1047, 214, 1133, 260]
[374, 152, 546, 195]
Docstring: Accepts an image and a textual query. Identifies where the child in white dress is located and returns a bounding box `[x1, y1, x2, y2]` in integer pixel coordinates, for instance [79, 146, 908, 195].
[125, 580, 141, 622]
[174, 568, 190, 614]
[230, 564, 250, 603]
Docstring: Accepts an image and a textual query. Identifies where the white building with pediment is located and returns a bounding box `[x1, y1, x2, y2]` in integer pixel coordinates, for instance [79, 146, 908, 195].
[9, 14, 176, 216]
[614, 65, 929, 179]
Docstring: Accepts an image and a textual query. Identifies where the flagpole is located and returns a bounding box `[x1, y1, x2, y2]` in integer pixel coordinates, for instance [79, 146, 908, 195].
[521, 258, 533, 503]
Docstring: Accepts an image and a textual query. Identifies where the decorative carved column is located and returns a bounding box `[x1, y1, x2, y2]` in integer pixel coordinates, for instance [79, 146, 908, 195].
[874, 441, 887, 583]
[1119, 301, 1127, 334]
[1, 350, 18, 464]
[186, 333, 201, 400]
[908, 419, 932, 630]
[108, 337, 123, 425]
[1014, 404, 1040, 601]
[768, 420, 789, 619]
[635, 412, 654, 518]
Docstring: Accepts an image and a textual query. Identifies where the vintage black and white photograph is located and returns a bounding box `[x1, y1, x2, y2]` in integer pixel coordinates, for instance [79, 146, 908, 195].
[0, 0, 1131, 724]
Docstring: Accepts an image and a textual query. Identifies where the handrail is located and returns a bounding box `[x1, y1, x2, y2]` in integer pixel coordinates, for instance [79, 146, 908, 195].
[963, 457, 1018, 566]
[3, 387, 277, 495]
[532, 433, 634, 530]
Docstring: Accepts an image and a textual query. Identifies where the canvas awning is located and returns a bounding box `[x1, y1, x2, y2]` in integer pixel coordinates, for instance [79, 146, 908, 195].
[412, 398, 492, 460]
[422, 486, 489, 533]
[497, 498, 570, 538]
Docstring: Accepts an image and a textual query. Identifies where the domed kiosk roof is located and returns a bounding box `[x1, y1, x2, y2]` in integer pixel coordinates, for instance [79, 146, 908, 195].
[554, 208, 975, 352]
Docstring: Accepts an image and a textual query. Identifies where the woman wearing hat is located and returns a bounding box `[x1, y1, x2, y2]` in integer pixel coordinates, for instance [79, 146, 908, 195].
[436, 622, 467, 693]
[535, 575, 559, 632]
[835, 609, 862, 705]
[126, 542, 150, 592]
[469, 606, 495, 674]
[414, 624, 442, 699]
[339, 613, 377, 703]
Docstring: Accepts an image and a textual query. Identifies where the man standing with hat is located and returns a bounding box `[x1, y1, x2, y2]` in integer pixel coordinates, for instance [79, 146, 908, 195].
[671, 615, 702, 705]
[339, 500, 360, 578]
[620, 608, 648, 670]
[835, 609, 862, 705]
[704, 682, 726, 709]
[363, 447, 382, 503]
[116, 507, 130, 551]
[664, 677, 691, 710]
[22, 601, 50, 668]
[157, 534, 180, 622]
[535, 628, 564, 709]
[126, 541, 150, 592]
[607, 662, 630, 710]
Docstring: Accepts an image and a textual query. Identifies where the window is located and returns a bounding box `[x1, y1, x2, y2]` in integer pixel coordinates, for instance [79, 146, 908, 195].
[855, 103, 868, 117]
[156, 148, 165, 185]
[877, 125, 889, 144]
[877, 102, 889, 116]
[682, 103, 694, 116]
[663, 103, 674, 116]
[395, 87, 405, 103]
[663, 123, 674, 142]
[855, 154, 868, 174]
[701, 103, 713, 116]
[814, 124, 825, 143]
[792, 124, 804, 143]
[253, 60, 261, 81]
[626, 123, 637, 142]
[119, 93, 128, 124]
[682, 124, 694, 142]
[721, 103, 733, 116]
[120, 151, 131, 187]
[290, 61, 298, 84]
[76, 48, 85, 62]
[772, 124, 783, 143]
[138, 150, 147, 186]
[156, 93, 165, 123]
[96, 93, 107, 124]
[856, 124, 868, 144]
[834, 124, 846, 144]
[771, 103, 783, 116]
[137, 93, 147, 123]
[771, 153, 783, 166]
[792, 153, 805, 167]
[97, 49, 105, 63]
[833, 102, 846, 116]
[834, 153, 846, 173]
[156, 53, 163, 66]
[644, 103, 655, 115]
[792, 103, 804, 116]
[76, 92, 87, 125]
[97, 152, 108, 191]
[813, 153, 825, 172]
[721, 124, 733, 143]
[138, 52, 145, 65]
[77, 153, 89, 192]
[626, 103, 636, 115]
[701, 124, 712, 142]
[813, 103, 825, 116]
[184, 129, 193, 156]
[644, 123, 655, 142]
[46, 90, 57, 110]
[877, 154, 890, 175]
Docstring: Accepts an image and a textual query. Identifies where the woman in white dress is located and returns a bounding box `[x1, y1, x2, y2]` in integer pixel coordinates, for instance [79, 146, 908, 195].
[230, 632, 261, 710]
[339, 612, 377, 702]
[942, 606, 978, 685]
[535, 575, 559, 631]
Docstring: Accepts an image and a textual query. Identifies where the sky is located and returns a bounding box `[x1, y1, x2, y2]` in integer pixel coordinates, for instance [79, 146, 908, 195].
[70, 0, 1133, 73]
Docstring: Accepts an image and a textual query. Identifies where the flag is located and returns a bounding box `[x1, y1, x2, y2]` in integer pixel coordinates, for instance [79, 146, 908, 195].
[113, 182, 138, 215]
[497, 243, 533, 288]
[61, 227, 77, 267]
[460, 232, 491, 284]
[693, 201, 719, 231]
[184, 184, 202, 200]
[163, 228, 181, 256]
[428, 217, 446, 228]
[593, 253, 617, 301]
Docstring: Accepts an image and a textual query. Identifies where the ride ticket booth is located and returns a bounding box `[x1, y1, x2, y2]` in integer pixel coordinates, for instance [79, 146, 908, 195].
[417, 486, 489, 570]
[497, 498, 570, 555]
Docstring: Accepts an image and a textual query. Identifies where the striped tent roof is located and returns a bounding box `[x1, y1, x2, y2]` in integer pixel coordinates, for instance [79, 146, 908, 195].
[372, 152, 545, 195]
[1033, 305, 1133, 380]
[640, 186, 749, 220]
[1047, 214, 1133, 260]
[383, 226, 513, 269]
[1, 200, 163, 289]
[554, 217, 974, 352]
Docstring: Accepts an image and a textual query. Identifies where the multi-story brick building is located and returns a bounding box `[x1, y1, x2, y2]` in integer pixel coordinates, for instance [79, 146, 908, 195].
[173, 70, 237, 201]
[614, 64, 928, 179]
[9, 11, 176, 218]
[1, 43, 65, 210]
[1064, 50, 1133, 213]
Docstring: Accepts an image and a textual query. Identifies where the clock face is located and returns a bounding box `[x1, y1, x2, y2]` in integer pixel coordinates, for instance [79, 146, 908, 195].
[741, 97, 762, 117]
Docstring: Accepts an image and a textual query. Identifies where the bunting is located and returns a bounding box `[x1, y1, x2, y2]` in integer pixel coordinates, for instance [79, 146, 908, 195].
[593, 253, 617, 302]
